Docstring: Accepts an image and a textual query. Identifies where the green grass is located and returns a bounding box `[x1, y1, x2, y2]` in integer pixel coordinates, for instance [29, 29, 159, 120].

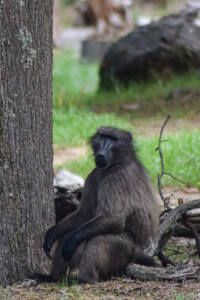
[175, 293, 195, 300]
[93, 72, 200, 106]
[58, 129, 200, 188]
[140, 129, 200, 188]
[53, 107, 133, 146]
[53, 49, 98, 110]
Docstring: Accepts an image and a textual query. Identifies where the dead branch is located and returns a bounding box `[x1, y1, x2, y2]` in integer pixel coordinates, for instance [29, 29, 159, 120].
[126, 263, 200, 281]
[156, 115, 185, 211]
[146, 199, 200, 257]
[128, 115, 200, 281]
[172, 223, 200, 238]
[157, 115, 171, 210]
[183, 217, 200, 257]
[152, 115, 200, 271]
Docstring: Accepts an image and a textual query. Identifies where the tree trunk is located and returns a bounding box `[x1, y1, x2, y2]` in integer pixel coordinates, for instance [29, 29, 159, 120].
[0, 1, 54, 286]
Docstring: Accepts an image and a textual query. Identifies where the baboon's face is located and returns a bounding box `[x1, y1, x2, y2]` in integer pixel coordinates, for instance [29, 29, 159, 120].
[91, 126, 133, 169]
[93, 134, 117, 169]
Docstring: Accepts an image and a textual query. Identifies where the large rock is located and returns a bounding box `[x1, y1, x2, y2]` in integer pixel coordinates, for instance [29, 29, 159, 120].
[99, 13, 200, 89]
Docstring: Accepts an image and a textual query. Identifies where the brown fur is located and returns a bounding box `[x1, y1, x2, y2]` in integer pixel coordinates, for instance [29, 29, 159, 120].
[45, 127, 159, 283]
[87, 0, 118, 24]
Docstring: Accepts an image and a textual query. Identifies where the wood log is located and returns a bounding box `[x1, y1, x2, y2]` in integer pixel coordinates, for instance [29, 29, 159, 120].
[126, 263, 200, 281]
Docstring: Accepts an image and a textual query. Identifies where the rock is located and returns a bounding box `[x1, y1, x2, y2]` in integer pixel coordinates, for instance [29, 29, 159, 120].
[54, 169, 84, 191]
[136, 16, 153, 26]
[100, 13, 200, 89]
[54, 186, 81, 223]
[54, 27, 95, 53]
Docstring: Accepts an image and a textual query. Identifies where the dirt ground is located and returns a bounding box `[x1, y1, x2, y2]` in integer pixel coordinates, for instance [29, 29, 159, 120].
[53, 146, 87, 166]
[131, 116, 200, 139]
[3, 275, 200, 300]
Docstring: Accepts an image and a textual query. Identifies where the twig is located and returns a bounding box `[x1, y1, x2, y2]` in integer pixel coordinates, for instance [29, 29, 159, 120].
[157, 115, 171, 210]
[163, 172, 184, 185]
[156, 116, 185, 210]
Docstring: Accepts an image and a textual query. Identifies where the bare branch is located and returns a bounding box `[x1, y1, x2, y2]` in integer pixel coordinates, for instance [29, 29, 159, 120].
[157, 115, 171, 210]
[156, 116, 186, 210]
[163, 172, 184, 185]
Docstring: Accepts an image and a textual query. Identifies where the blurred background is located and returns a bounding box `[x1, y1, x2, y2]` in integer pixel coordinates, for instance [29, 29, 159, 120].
[53, 0, 188, 48]
[52, 0, 200, 194]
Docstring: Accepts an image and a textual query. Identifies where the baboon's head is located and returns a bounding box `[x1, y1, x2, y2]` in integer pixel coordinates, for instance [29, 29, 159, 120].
[90, 126, 134, 169]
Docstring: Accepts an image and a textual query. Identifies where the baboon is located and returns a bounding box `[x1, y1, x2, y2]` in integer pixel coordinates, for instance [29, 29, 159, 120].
[43, 126, 159, 283]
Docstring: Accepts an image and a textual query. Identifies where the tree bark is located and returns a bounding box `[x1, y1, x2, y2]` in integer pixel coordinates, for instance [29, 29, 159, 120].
[0, 0, 54, 286]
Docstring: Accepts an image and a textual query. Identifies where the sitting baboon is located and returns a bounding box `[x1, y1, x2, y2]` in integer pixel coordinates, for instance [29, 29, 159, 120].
[43, 126, 159, 283]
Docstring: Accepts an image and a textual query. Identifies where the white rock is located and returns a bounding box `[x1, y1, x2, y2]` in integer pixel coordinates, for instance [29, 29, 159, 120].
[137, 16, 152, 26]
[54, 169, 84, 191]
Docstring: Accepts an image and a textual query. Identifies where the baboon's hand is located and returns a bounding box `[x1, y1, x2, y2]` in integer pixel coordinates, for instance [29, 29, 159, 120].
[43, 225, 57, 259]
[62, 234, 77, 260]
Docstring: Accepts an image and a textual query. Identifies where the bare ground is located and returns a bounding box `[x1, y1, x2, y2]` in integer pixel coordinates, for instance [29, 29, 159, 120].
[53, 146, 87, 166]
[131, 116, 200, 139]
[3, 275, 200, 300]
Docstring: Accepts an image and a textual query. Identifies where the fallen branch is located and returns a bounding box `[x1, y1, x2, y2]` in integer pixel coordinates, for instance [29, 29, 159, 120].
[146, 199, 200, 257]
[183, 217, 200, 257]
[126, 263, 200, 281]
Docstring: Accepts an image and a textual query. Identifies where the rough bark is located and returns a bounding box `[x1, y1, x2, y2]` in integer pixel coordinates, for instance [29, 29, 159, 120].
[0, 0, 54, 286]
